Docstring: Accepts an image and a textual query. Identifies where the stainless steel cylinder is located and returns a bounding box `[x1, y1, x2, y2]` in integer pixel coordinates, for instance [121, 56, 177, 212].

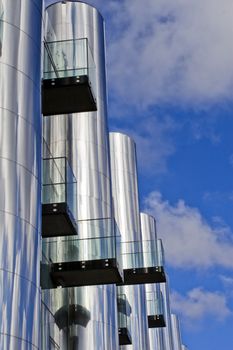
[109, 132, 149, 350]
[140, 213, 165, 350]
[0, 0, 42, 349]
[160, 281, 174, 350]
[42, 2, 118, 349]
[171, 314, 182, 350]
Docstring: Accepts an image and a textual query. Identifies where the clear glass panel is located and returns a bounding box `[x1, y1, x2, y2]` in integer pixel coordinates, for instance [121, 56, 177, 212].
[43, 38, 96, 97]
[121, 239, 161, 269]
[121, 239, 165, 269]
[42, 157, 77, 219]
[146, 291, 164, 316]
[117, 294, 131, 334]
[42, 218, 122, 269]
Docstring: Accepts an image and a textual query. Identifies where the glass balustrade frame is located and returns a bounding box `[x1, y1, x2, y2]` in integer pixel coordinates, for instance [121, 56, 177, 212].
[118, 239, 166, 285]
[117, 294, 132, 345]
[147, 291, 166, 328]
[42, 157, 78, 237]
[42, 38, 97, 115]
[41, 218, 124, 289]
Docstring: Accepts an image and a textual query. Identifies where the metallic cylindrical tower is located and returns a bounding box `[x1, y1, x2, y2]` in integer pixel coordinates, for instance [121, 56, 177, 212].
[171, 314, 182, 350]
[109, 132, 149, 350]
[140, 213, 165, 350]
[0, 0, 42, 349]
[43, 2, 118, 349]
[160, 280, 174, 350]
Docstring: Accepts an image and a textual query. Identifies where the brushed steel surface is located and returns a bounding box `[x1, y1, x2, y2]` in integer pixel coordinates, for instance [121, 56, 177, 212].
[0, 0, 42, 349]
[140, 213, 165, 350]
[171, 314, 182, 350]
[109, 132, 149, 350]
[42, 2, 118, 349]
[160, 281, 175, 350]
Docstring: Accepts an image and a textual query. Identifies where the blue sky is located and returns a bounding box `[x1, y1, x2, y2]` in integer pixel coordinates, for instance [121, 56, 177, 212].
[46, 1, 233, 349]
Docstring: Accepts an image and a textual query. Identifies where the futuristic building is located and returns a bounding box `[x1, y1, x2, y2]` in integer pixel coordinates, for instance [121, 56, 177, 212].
[0, 1, 188, 349]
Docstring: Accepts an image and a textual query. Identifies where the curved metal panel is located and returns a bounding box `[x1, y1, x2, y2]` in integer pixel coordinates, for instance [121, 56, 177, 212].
[0, 1, 42, 348]
[140, 213, 165, 350]
[160, 281, 175, 350]
[109, 132, 149, 350]
[42, 2, 118, 349]
[171, 314, 182, 350]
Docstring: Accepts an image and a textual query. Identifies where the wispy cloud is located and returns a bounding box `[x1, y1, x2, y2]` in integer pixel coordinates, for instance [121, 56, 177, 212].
[171, 288, 232, 327]
[45, 0, 233, 109]
[144, 191, 233, 269]
[114, 115, 178, 174]
[106, 0, 233, 109]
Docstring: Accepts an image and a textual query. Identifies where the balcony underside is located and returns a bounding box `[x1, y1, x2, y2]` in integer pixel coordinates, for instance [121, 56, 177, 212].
[42, 203, 77, 237]
[118, 328, 132, 345]
[41, 258, 123, 289]
[148, 314, 166, 328]
[42, 75, 97, 116]
[54, 304, 91, 329]
[118, 266, 166, 285]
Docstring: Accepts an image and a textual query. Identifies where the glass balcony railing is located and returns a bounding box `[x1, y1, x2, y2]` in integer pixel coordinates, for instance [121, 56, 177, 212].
[121, 239, 164, 270]
[117, 294, 132, 345]
[41, 218, 123, 288]
[146, 291, 164, 316]
[119, 239, 166, 285]
[43, 38, 96, 98]
[43, 157, 77, 216]
[42, 218, 121, 263]
[147, 290, 166, 328]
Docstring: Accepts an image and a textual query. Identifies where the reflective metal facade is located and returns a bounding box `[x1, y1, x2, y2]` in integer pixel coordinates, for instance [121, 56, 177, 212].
[160, 281, 175, 350]
[171, 314, 182, 350]
[140, 213, 165, 350]
[42, 2, 118, 349]
[109, 132, 149, 350]
[0, 0, 42, 349]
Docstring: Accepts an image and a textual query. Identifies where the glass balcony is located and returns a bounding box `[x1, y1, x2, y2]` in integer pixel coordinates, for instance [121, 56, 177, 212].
[41, 218, 123, 289]
[42, 38, 97, 115]
[119, 239, 166, 285]
[147, 291, 166, 328]
[42, 157, 77, 237]
[117, 294, 132, 345]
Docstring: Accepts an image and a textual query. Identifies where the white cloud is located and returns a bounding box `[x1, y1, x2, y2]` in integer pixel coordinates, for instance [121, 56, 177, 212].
[171, 288, 232, 325]
[105, 0, 233, 109]
[45, 0, 233, 110]
[220, 275, 233, 288]
[116, 115, 178, 174]
[144, 191, 233, 269]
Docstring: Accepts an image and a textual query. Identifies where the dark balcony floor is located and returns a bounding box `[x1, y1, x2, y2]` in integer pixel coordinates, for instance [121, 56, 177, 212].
[42, 75, 97, 116]
[148, 314, 166, 328]
[118, 266, 166, 286]
[41, 258, 123, 289]
[118, 327, 132, 345]
[42, 202, 77, 237]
